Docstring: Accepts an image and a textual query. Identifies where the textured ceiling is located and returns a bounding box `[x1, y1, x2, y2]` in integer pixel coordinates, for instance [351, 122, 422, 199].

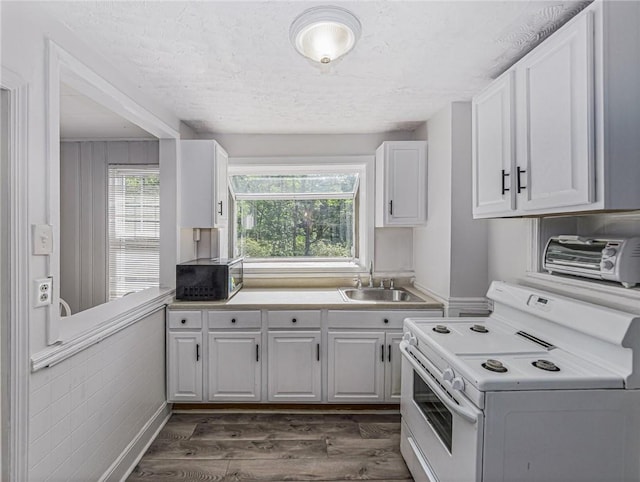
[44, 1, 589, 135]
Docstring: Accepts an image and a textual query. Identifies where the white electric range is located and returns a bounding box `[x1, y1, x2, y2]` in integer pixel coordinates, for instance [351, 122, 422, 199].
[399, 281, 640, 482]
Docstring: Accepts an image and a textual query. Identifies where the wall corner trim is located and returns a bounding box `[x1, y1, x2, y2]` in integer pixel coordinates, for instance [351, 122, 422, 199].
[99, 402, 171, 482]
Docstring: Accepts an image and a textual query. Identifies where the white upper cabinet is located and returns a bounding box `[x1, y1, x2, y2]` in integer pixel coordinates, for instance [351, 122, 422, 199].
[472, 71, 516, 217]
[516, 11, 594, 213]
[180, 140, 229, 228]
[375, 141, 427, 226]
[472, 1, 640, 218]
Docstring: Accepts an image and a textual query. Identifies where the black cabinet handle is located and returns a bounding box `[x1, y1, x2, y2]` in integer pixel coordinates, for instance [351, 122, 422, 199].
[231, 318, 236, 323]
[196, 343, 200, 361]
[292, 318, 297, 323]
[383, 318, 389, 324]
[316, 343, 320, 361]
[388, 344, 392, 363]
[389, 200, 393, 215]
[218, 201, 223, 215]
[516, 166, 527, 193]
[181, 319, 186, 324]
[381, 345, 385, 362]
[501, 170, 510, 195]
[256, 344, 259, 362]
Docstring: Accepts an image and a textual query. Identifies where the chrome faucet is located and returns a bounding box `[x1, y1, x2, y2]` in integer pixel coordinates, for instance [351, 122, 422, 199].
[368, 260, 374, 288]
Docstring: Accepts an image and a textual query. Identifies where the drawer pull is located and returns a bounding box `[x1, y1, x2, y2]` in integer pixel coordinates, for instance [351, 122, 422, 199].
[231, 318, 236, 323]
[292, 318, 297, 323]
[181, 319, 186, 324]
[383, 318, 389, 324]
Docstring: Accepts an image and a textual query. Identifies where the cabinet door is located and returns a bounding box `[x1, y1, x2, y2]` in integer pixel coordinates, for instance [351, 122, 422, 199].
[384, 332, 403, 401]
[213, 142, 229, 227]
[377, 142, 427, 226]
[168, 332, 202, 402]
[328, 331, 385, 402]
[472, 71, 516, 218]
[517, 12, 594, 213]
[268, 331, 321, 401]
[208, 331, 261, 401]
[180, 140, 215, 228]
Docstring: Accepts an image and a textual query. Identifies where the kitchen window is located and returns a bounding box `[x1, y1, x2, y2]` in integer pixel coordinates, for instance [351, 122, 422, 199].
[108, 165, 160, 299]
[228, 157, 373, 274]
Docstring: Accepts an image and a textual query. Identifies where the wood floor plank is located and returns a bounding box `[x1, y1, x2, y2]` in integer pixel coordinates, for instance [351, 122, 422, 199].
[126, 459, 228, 481]
[191, 422, 361, 441]
[143, 439, 327, 460]
[225, 457, 412, 481]
[156, 422, 197, 440]
[326, 438, 401, 458]
[358, 422, 401, 439]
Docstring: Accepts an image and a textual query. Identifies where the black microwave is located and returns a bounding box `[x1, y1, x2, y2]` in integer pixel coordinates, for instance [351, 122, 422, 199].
[176, 258, 243, 301]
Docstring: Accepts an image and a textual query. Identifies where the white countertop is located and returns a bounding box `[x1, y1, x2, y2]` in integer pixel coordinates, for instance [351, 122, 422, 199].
[169, 287, 443, 310]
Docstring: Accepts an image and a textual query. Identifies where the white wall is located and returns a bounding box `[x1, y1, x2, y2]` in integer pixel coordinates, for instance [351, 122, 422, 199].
[28, 310, 166, 481]
[413, 103, 488, 303]
[2, 3, 179, 478]
[413, 106, 452, 299]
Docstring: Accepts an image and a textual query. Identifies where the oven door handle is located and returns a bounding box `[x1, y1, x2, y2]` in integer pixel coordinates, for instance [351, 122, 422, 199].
[400, 341, 480, 424]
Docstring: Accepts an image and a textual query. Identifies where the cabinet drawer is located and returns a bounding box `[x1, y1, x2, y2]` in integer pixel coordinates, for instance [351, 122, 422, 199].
[208, 310, 261, 329]
[168, 311, 202, 329]
[267, 310, 321, 329]
[327, 310, 441, 329]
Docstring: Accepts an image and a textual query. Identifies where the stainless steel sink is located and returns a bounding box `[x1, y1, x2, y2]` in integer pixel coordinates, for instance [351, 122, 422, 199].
[338, 287, 423, 303]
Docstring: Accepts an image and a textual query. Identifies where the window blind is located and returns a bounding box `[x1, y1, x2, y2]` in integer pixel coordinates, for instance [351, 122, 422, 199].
[108, 166, 160, 300]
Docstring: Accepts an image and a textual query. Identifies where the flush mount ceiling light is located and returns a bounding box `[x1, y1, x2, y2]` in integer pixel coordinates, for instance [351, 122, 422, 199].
[290, 6, 361, 64]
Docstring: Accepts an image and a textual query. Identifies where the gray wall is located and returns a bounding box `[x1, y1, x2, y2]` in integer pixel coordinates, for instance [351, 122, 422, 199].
[60, 141, 159, 315]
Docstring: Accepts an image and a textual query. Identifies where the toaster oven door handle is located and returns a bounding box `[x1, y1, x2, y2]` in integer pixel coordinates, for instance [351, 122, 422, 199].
[400, 341, 480, 424]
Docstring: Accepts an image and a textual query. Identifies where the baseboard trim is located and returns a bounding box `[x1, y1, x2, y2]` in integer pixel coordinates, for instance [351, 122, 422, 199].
[99, 402, 171, 482]
[172, 403, 400, 411]
[413, 283, 490, 317]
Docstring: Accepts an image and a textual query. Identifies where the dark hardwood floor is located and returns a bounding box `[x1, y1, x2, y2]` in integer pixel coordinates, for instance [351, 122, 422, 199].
[127, 411, 413, 481]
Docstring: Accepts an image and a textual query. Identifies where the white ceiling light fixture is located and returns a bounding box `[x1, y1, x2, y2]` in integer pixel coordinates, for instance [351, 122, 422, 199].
[290, 6, 361, 65]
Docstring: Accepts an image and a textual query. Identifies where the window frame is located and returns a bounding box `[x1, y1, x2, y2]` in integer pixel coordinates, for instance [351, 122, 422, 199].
[107, 164, 161, 300]
[229, 156, 374, 277]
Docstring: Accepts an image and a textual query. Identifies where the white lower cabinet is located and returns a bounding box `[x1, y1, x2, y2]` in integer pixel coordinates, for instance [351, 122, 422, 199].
[268, 331, 321, 402]
[168, 332, 203, 402]
[385, 332, 404, 401]
[208, 331, 261, 401]
[328, 331, 403, 402]
[328, 331, 385, 402]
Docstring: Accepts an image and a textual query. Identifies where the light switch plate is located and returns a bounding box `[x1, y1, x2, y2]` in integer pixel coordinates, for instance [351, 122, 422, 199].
[32, 224, 53, 255]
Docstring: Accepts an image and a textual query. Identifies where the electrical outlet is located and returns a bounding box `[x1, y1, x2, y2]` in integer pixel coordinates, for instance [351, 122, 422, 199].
[34, 278, 52, 308]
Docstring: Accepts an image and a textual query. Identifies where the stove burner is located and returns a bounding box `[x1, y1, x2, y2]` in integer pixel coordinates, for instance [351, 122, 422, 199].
[470, 324, 489, 333]
[532, 359, 560, 372]
[482, 359, 508, 373]
[432, 325, 450, 334]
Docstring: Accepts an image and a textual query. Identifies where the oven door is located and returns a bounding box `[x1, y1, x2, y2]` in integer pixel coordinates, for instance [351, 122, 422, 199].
[400, 341, 484, 482]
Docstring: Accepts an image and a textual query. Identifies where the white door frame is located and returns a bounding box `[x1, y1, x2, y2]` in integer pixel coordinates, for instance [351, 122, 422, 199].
[1, 66, 31, 482]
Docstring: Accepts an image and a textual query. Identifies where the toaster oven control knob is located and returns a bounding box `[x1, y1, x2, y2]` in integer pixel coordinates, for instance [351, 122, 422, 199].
[443, 368, 455, 382]
[602, 260, 615, 270]
[603, 247, 617, 257]
[451, 377, 465, 391]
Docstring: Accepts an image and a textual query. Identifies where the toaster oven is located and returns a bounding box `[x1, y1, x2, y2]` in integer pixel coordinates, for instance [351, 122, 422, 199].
[544, 235, 640, 288]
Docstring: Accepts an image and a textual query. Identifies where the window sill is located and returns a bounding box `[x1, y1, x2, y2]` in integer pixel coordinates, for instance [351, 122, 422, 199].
[244, 261, 364, 278]
[523, 272, 640, 313]
[32, 287, 174, 372]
